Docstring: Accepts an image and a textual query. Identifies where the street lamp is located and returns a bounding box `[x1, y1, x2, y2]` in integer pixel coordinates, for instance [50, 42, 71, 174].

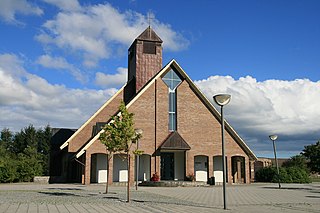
[135, 128, 143, 190]
[213, 94, 231, 210]
[269, 134, 281, 189]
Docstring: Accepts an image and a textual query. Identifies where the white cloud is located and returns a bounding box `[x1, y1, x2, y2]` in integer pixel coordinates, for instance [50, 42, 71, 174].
[95, 67, 127, 88]
[0, 0, 43, 24]
[36, 54, 87, 83]
[0, 53, 116, 131]
[42, 0, 81, 12]
[36, 3, 189, 67]
[195, 75, 320, 156]
[196, 76, 320, 136]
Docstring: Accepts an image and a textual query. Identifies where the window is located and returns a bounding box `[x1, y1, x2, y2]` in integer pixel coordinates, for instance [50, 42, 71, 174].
[143, 41, 156, 54]
[162, 69, 182, 131]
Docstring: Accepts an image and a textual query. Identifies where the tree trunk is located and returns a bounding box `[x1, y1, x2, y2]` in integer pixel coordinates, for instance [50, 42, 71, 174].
[105, 154, 111, 194]
[127, 152, 130, 202]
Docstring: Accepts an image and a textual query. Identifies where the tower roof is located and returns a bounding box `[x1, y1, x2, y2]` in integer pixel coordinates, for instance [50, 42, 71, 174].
[136, 26, 163, 43]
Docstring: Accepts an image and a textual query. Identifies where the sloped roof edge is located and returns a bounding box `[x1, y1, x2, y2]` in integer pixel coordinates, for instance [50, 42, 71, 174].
[159, 131, 191, 150]
[74, 59, 257, 160]
[169, 61, 257, 160]
[74, 61, 174, 158]
[60, 84, 126, 150]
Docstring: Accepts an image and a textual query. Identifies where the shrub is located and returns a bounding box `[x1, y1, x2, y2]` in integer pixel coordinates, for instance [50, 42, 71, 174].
[255, 167, 276, 182]
[0, 161, 17, 183]
[255, 166, 311, 183]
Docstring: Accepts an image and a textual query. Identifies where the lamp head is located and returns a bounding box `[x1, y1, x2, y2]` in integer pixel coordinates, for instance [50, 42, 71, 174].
[213, 94, 231, 106]
[269, 134, 278, 141]
[135, 128, 143, 135]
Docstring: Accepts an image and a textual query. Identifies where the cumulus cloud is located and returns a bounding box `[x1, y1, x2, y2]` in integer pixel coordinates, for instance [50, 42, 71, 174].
[36, 54, 87, 84]
[42, 0, 81, 11]
[195, 75, 320, 156]
[36, 2, 189, 67]
[0, 0, 43, 24]
[95, 67, 127, 88]
[0, 53, 116, 131]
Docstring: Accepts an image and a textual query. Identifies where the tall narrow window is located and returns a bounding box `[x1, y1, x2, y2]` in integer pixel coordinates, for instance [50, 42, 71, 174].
[162, 69, 182, 131]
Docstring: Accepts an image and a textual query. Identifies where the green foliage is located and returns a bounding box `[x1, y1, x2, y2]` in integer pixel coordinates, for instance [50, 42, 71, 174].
[16, 146, 43, 182]
[100, 102, 143, 155]
[302, 141, 320, 173]
[0, 156, 18, 183]
[0, 125, 52, 183]
[255, 166, 311, 183]
[255, 167, 276, 182]
[282, 155, 308, 171]
[99, 102, 143, 196]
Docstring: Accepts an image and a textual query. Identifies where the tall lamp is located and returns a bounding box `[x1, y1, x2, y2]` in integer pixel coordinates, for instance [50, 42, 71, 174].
[213, 94, 231, 210]
[269, 134, 281, 189]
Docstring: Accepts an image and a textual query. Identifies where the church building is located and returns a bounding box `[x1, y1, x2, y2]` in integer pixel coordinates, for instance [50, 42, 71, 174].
[59, 27, 257, 185]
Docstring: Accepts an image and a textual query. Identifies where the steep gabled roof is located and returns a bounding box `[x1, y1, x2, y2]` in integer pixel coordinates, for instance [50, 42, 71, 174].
[59, 84, 126, 150]
[136, 26, 163, 42]
[74, 59, 258, 161]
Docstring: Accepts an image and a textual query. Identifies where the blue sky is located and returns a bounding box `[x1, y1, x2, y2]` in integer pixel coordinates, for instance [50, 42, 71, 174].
[0, 0, 319, 158]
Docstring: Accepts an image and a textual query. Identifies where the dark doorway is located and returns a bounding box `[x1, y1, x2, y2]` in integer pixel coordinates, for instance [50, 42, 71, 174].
[161, 153, 174, 180]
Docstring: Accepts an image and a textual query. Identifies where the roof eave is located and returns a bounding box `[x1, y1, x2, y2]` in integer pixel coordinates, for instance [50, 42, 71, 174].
[59, 84, 126, 150]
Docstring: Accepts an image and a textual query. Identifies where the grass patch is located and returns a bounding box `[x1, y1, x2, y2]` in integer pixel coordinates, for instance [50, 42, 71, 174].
[310, 177, 320, 183]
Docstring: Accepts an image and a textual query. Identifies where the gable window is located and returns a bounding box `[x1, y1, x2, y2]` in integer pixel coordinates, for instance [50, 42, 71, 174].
[162, 69, 182, 131]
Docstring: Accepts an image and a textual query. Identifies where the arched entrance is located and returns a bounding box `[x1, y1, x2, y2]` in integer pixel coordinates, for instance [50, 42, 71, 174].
[194, 155, 208, 182]
[113, 154, 127, 182]
[213, 155, 228, 184]
[135, 154, 151, 181]
[90, 153, 107, 183]
[231, 156, 246, 183]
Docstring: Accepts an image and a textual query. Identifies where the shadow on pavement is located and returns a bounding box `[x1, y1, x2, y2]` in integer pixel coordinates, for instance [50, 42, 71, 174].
[39, 191, 81, 197]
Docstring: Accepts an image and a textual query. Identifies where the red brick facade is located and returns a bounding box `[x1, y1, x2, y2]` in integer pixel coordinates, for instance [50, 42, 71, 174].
[61, 27, 257, 185]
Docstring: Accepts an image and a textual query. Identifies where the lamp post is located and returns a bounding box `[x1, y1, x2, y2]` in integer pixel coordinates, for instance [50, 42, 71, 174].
[135, 128, 143, 190]
[213, 94, 231, 210]
[269, 134, 281, 189]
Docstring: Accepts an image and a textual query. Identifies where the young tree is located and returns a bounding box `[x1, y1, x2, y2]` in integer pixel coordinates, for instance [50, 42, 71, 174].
[302, 141, 320, 173]
[100, 102, 142, 198]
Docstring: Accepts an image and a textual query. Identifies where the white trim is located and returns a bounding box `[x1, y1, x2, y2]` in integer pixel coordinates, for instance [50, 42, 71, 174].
[170, 61, 257, 160]
[59, 84, 126, 150]
[74, 59, 257, 160]
[74, 61, 174, 158]
[75, 129, 105, 158]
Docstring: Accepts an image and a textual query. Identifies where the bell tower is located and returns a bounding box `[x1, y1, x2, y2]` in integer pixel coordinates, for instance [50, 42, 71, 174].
[127, 27, 163, 93]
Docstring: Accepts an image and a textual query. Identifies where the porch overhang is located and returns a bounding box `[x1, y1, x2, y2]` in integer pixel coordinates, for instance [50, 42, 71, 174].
[159, 131, 191, 150]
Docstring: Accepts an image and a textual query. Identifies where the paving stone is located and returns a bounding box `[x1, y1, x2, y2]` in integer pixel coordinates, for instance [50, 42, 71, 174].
[0, 183, 319, 213]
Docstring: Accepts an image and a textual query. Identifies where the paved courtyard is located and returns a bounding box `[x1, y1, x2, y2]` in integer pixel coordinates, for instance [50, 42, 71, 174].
[0, 183, 319, 213]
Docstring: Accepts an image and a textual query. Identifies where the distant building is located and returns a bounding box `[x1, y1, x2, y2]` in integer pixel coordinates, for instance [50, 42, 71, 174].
[254, 158, 272, 173]
[254, 157, 289, 174]
[58, 27, 257, 185]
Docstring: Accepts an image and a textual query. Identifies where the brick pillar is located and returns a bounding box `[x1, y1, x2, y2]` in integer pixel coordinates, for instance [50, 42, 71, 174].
[209, 155, 214, 177]
[244, 157, 250, 184]
[84, 152, 91, 185]
[186, 152, 194, 178]
[237, 160, 241, 183]
[227, 156, 232, 184]
[250, 160, 255, 183]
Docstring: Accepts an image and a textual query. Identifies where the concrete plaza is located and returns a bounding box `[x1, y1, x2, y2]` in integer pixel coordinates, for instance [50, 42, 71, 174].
[0, 183, 319, 213]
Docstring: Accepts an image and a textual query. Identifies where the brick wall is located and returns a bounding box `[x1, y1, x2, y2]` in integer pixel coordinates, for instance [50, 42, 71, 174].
[68, 90, 123, 152]
[80, 69, 252, 184]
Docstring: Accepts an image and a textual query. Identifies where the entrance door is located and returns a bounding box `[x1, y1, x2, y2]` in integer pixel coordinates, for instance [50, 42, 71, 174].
[161, 153, 174, 180]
